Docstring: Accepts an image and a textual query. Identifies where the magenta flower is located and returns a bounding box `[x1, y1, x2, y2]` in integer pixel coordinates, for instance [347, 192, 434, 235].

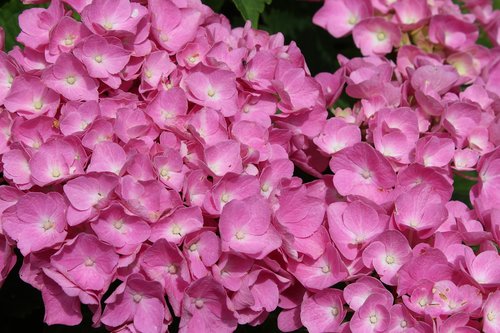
[101, 273, 169, 333]
[219, 195, 281, 259]
[352, 18, 401, 56]
[4, 75, 60, 119]
[329, 143, 396, 203]
[42, 53, 99, 101]
[50, 234, 119, 292]
[2, 192, 67, 255]
[300, 288, 345, 333]
[179, 276, 237, 333]
[313, 0, 372, 38]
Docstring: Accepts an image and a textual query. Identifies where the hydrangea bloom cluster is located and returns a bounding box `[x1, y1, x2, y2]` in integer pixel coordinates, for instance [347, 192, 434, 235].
[0, 0, 498, 332]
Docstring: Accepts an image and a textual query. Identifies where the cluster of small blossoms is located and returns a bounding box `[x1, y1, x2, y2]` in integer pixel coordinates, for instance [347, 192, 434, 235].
[308, 0, 500, 332]
[0, 0, 498, 332]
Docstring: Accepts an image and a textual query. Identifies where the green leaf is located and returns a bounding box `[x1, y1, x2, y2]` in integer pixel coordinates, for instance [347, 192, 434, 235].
[0, 0, 47, 51]
[495, 0, 500, 9]
[232, 0, 272, 28]
[452, 171, 477, 208]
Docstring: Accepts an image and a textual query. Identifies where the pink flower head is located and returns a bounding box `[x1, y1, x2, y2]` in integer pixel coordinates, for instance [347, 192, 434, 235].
[51, 233, 119, 292]
[141, 239, 191, 316]
[464, 250, 500, 287]
[313, 0, 373, 38]
[29, 137, 87, 186]
[344, 276, 393, 312]
[483, 290, 500, 333]
[314, 117, 361, 155]
[146, 87, 187, 130]
[275, 185, 326, 238]
[219, 195, 281, 259]
[150, 206, 203, 245]
[429, 15, 479, 51]
[362, 230, 412, 285]
[273, 60, 321, 113]
[184, 230, 221, 279]
[393, 0, 430, 31]
[81, 0, 146, 35]
[184, 66, 238, 117]
[0, 53, 18, 105]
[327, 201, 388, 260]
[288, 244, 348, 290]
[329, 143, 396, 203]
[352, 18, 402, 56]
[91, 204, 150, 254]
[149, 0, 202, 53]
[4, 75, 60, 119]
[203, 140, 243, 177]
[139, 51, 176, 93]
[42, 53, 99, 101]
[17, 0, 64, 50]
[87, 141, 127, 175]
[59, 100, 99, 136]
[2, 192, 67, 256]
[64, 173, 117, 211]
[179, 276, 237, 333]
[203, 173, 260, 215]
[73, 35, 131, 81]
[394, 184, 449, 239]
[47, 16, 90, 59]
[101, 273, 169, 333]
[350, 293, 391, 333]
[117, 176, 182, 222]
[300, 288, 346, 333]
[414, 135, 456, 168]
[397, 248, 454, 295]
[370, 107, 419, 164]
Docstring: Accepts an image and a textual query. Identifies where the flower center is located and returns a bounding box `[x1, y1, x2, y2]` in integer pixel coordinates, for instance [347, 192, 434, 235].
[42, 219, 54, 231]
[418, 299, 427, 307]
[189, 243, 198, 252]
[84, 258, 95, 267]
[133, 294, 142, 303]
[51, 169, 61, 178]
[331, 307, 339, 316]
[261, 183, 270, 192]
[167, 264, 177, 274]
[33, 100, 43, 110]
[221, 193, 230, 203]
[113, 219, 124, 230]
[360, 169, 371, 179]
[103, 22, 113, 30]
[66, 76, 76, 85]
[321, 265, 330, 274]
[385, 255, 395, 264]
[195, 298, 204, 309]
[235, 231, 245, 240]
[207, 88, 216, 97]
[400, 320, 407, 328]
[171, 225, 182, 235]
[145, 69, 153, 79]
[348, 15, 358, 25]
[377, 32, 386, 41]
[94, 55, 103, 63]
[487, 311, 495, 321]
[369, 314, 378, 324]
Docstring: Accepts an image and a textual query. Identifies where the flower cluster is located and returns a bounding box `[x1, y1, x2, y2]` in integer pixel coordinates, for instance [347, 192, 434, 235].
[0, 0, 498, 332]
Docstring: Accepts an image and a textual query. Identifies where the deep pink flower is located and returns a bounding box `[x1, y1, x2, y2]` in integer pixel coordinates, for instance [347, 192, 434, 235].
[352, 18, 402, 56]
[42, 53, 99, 101]
[101, 273, 170, 333]
[51, 233, 119, 292]
[300, 288, 345, 333]
[2, 192, 67, 256]
[179, 276, 237, 333]
[313, 0, 372, 38]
